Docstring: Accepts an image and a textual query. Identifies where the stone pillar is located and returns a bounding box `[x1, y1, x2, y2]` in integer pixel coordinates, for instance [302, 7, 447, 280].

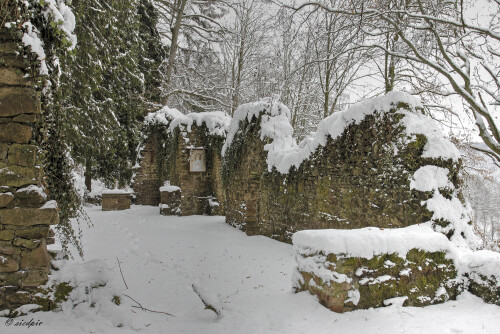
[0, 28, 59, 312]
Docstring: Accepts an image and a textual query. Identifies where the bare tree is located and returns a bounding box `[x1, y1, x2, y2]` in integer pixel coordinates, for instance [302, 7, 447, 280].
[292, 0, 500, 165]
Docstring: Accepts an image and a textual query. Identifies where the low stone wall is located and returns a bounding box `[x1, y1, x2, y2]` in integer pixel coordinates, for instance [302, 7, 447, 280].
[102, 192, 131, 211]
[292, 228, 459, 312]
[292, 228, 500, 311]
[0, 28, 59, 312]
[160, 185, 181, 215]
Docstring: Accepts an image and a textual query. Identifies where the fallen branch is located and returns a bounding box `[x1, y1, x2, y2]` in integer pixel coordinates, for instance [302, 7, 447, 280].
[116, 257, 128, 289]
[192, 284, 221, 317]
[123, 294, 175, 317]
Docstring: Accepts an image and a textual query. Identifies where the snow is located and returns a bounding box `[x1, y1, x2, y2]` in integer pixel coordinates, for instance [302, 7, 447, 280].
[223, 92, 458, 174]
[40, 200, 57, 210]
[159, 181, 180, 192]
[451, 248, 500, 282]
[410, 166, 454, 192]
[399, 109, 460, 161]
[145, 106, 231, 137]
[4, 206, 500, 333]
[383, 296, 408, 307]
[42, 0, 77, 50]
[424, 192, 478, 247]
[21, 22, 48, 75]
[102, 189, 131, 195]
[293, 224, 451, 259]
[16, 185, 47, 199]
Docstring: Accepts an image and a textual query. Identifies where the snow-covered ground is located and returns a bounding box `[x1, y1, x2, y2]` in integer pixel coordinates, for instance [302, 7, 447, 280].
[6, 206, 500, 333]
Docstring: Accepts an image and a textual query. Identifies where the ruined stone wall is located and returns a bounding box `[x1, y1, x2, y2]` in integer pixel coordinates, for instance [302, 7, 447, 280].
[134, 122, 226, 215]
[0, 28, 59, 311]
[223, 97, 463, 242]
[133, 131, 161, 206]
[224, 117, 267, 235]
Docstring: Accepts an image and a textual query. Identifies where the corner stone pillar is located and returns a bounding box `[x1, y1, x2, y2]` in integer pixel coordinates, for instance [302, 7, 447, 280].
[0, 27, 59, 312]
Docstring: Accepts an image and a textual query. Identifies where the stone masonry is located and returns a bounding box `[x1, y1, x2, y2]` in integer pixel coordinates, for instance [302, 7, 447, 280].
[222, 100, 462, 242]
[0, 28, 59, 312]
[134, 122, 226, 216]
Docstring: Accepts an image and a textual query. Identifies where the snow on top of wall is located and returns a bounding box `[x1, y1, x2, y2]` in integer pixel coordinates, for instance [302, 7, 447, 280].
[145, 106, 231, 137]
[102, 189, 131, 195]
[16, 185, 48, 200]
[410, 166, 454, 192]
[400, 110, 460, 161]
[223, 91, 457, 174]
[293, 224, 451, 259]
[160, 181, 181, 192]
[452, 248, 500, 282]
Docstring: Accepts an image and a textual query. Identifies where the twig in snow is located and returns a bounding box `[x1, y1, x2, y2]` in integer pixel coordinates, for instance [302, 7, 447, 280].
[123, 294, 175, 317]
[116, 257, 128, 289]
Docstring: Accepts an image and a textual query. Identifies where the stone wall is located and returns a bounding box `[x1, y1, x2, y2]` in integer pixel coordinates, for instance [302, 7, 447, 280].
[222, 95, 464, 243]
[0, 28, 59, 312]
[133, 111, 227, 216]
[133, 131, 161, 206]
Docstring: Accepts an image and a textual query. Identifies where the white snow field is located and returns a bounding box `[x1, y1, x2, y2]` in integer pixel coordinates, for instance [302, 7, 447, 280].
[7, 205, 500, 334]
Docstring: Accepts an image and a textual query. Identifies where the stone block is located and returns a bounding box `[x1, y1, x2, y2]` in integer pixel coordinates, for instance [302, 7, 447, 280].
[20, 240, 50, 270]
[5, 289, 31, 305]
[14, 185, 47, 207]
[0, 42, 18, 54]
[0, 54, 29, 68]
[14, 225, 50, 239]
[0, 162, 38, 187]
[20, 269, 49, 288]
[13, 237, 41, 250]
[45, 237, 55, 245]
[0, 229, 14, 240]
[0, 207, 59, 226]
[0, 87, 38, 117]
[0, 142, 8, 161]
[0, 192, 14, 208]
[0, 29, 22, 41]
[0, 271, 23, 286]
[7, 144, 37, 166]
[0, 68, 31, 86]
[0, 123, 32, 144]
[0, 240, 21, 255]
[102, 193, 131, 211]
[12, 114, 37, 123]
[0, 254, 19, 273]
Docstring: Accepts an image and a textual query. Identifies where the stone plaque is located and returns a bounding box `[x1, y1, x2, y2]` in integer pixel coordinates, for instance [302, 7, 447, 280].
[189, 148, 206, 173]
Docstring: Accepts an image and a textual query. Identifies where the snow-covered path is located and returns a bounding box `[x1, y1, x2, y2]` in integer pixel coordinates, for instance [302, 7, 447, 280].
[7, 205, 500, 333]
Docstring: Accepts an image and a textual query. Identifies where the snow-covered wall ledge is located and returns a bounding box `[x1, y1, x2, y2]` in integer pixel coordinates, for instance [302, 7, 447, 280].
[222, 92, 474, 245]
[292, 227, 500, 311]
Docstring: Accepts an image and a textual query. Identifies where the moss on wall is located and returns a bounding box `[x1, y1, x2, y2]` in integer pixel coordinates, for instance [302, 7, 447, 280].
[223, 103, 462, 241]
[294, 249, 460, 313]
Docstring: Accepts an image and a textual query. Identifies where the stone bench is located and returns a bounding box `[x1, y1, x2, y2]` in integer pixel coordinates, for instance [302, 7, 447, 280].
[102, 190, 131, 211]
[160, 184, 181, 216]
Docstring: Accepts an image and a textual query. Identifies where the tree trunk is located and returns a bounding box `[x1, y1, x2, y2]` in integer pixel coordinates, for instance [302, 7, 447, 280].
[163, 0, 187, 104]
[85, 159, 92, 192]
